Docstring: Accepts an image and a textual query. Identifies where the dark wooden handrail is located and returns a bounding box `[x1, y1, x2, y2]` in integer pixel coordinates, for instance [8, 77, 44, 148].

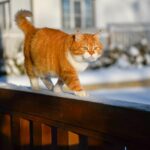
[0, 84, 150, 150]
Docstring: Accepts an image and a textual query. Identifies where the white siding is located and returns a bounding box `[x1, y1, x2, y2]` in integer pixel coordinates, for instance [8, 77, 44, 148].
[138, 0, 150, 22]
[95, 0, 150, 28]
[32, 0, 61, 28]
[5, 0, 150, 30]
[11, 0, 31, 29]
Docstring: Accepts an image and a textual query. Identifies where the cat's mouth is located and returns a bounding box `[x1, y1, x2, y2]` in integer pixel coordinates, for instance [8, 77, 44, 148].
[72, 53, 101, 63]
[83, 56, 97, 62]
[83, 54, 101, 62]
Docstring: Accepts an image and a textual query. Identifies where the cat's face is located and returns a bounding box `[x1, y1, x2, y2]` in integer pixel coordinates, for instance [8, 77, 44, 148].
[70, 32, 103, 62]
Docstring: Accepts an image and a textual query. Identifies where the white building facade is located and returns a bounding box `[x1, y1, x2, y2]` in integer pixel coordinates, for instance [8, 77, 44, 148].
[1, 0, 150, 31]
[0, 0, 150, 58]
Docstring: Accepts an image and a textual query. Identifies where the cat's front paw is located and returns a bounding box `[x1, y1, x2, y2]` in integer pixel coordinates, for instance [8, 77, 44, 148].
[53, 85, 63, 93]
[74, 90, 88, 97]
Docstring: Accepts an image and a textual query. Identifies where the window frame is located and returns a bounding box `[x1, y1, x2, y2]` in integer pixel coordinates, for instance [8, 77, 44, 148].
[61, 0, 95, 29]
[0, 0, 11, 30]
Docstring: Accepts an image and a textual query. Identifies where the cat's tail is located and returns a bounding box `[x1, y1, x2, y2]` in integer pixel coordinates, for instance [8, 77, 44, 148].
[15, 10, 35, 34]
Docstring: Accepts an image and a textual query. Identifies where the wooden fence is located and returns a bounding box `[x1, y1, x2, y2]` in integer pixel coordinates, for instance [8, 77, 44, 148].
[0, 85, 150, 150]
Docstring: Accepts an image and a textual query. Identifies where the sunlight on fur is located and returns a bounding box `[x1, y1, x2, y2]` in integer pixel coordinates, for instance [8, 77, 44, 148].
[15, 10, 103, 97]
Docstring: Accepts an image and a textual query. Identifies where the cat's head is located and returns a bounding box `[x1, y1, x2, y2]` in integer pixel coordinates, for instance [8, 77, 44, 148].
[70, 31, 103, 62]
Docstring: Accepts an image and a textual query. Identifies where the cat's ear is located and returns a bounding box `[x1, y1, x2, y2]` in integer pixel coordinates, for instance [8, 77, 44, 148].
[93, 30, 102, 39]
[75, 30, 83, 42]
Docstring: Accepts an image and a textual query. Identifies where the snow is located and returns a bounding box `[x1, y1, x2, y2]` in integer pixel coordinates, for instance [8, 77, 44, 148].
[115, 54, 130, 68]
[16, 52, 24, 65]
[6, 59, 21, 75]
[145, 54, 150, 65]
[1, 66, 150, 86]
[89, 87, 150, 112]
[129, 46, 139, 56]
[80, 66, 150, 85]
[0, 67, 150, 111]
[90, 87, 150, 105]
[0, 81, 149, 112]
[136, 55, 143, 64]
[141, 38, 148, 46]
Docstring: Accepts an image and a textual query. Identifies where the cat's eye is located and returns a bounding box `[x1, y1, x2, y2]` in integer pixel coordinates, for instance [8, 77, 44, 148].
[82, 47, 88, 50]
[93, 47, 99, 50]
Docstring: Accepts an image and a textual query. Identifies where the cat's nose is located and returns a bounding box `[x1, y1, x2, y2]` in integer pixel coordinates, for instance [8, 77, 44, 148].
[88, 50, 94, 55]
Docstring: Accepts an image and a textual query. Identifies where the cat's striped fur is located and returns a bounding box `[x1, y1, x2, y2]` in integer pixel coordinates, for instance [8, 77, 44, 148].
[15, 10, 103, 96]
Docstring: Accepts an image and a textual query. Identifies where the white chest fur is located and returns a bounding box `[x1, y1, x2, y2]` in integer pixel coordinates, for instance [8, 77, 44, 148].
[67, 51, 89, 72]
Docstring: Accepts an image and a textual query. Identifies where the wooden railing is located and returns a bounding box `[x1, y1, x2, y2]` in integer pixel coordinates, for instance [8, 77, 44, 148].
[0, 85, 150, 150]
[107, 23, 150, 48]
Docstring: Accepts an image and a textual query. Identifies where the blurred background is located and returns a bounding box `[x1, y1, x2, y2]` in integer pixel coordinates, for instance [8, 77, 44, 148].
[0, 0, 150, 101]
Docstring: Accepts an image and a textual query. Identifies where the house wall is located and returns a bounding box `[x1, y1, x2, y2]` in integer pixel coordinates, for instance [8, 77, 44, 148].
[10, 0, 62, 29]
[9, 0, 150, 30]
[97, 0, 137, 28]
[32, 0, 62, 28]
[96, 0, 150, 28]
[10, 0, 32, 29]
[1, 0, 32, 58]
[2, 0, 150, 53]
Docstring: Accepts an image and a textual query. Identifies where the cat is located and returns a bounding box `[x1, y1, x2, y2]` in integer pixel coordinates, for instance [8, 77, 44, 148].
[15, 10, 103, 96]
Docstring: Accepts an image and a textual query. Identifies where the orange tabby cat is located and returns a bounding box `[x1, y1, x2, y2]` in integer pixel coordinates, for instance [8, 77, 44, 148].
[15, 10, 103, 96]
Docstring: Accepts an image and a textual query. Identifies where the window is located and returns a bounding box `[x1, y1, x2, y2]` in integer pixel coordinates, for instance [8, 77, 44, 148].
[85, 0, 95, 28]
[62, 0, 70, 28]
[62, 0, 95, 29]
[74, 1, 81, 28]
[0, 0, 11, 30]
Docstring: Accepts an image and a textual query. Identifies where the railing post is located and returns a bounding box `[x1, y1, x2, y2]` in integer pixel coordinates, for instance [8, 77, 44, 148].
[79, 135, 88, 150]
[30, 121, 42, 150]
[51, 127, 69, 150]
[11, 115, 21, 150]
[57, 128, 69, 150]
[51, 127, 57, 150]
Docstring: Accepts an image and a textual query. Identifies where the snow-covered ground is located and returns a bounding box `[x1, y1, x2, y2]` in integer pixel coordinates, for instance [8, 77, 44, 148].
[90, 87, 150, 105]
[1, 66, 150, 86]
[80, 66, 150, 85]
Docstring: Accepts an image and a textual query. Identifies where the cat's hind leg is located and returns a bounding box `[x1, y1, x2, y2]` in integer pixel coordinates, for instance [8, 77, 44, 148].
[53, 78, 64, 93]
[25, 59, 40, 90]
[41, 76, 54, 90]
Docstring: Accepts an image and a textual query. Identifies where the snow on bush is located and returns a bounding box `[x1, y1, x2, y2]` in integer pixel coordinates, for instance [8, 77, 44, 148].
[129, 46, 139, 57]
[5, 58, 20, 75]
[141, 38, 148, 46]
[3, 42, 25, 75]
[16, 52, 24, 65]
[90, 38, 150, 70]
[145, 54, 150, 65]
[115, 54, 131, 68]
